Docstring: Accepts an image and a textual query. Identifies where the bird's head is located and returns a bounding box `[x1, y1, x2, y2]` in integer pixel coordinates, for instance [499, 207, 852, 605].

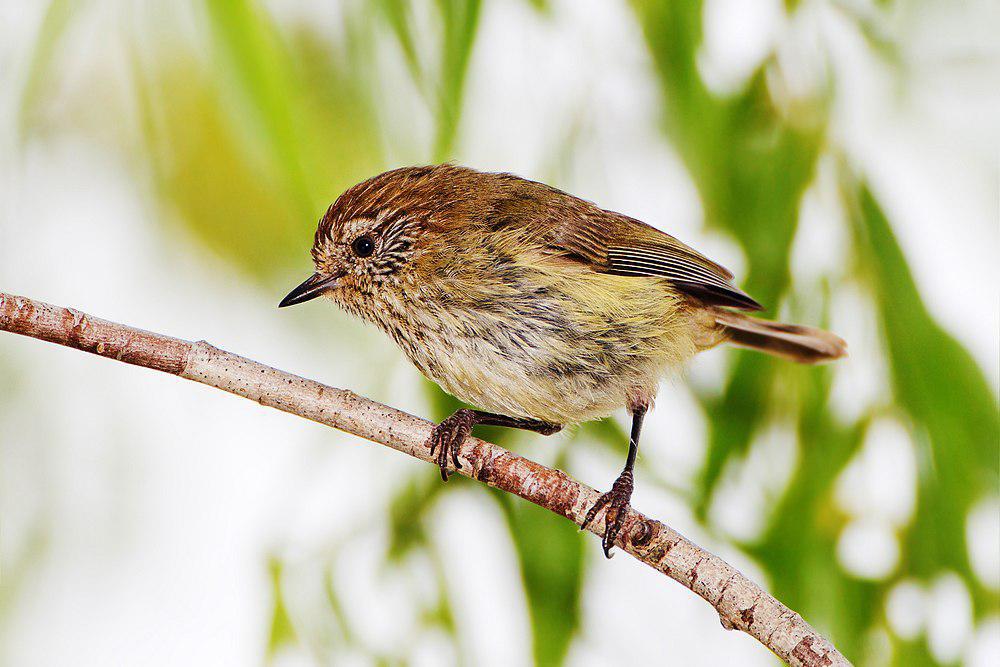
[279, 164, 485, 309]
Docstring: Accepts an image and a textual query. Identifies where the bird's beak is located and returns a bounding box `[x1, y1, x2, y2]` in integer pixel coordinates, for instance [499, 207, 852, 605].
[278, 273, 341, 308]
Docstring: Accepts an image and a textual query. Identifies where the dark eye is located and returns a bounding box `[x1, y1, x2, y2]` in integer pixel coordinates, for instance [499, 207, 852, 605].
[351, 235, 375, 258]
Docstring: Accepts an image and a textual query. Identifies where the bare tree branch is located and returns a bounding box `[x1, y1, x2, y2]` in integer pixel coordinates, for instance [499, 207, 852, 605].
[0, 291, 849, 666]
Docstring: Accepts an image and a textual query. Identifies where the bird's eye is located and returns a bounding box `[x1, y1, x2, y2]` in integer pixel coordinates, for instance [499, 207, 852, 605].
[351, 235, 375, 258]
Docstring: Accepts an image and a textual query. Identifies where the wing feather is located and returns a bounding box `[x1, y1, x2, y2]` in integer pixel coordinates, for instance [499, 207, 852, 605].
[486, 174, 762, 311]
[548, 211, 762, 311]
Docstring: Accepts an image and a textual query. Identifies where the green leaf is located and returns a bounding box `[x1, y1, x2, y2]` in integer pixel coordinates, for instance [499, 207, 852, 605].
[751, 378, 873, 659]
[265, 557, 297, 657]
[496, 488, 585, 666]
[131, 6, 381, 282]
[202, 0, 317, 217]
[850, 181, 999, 606]
[386, 474, 444, 562]
[431, 0, 483, 160]
[18, 0, 77, 138]
[376, 0, 422, 81]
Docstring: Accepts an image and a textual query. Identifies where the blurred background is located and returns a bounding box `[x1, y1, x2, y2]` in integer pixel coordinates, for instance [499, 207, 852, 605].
[1, 0, 997, 665]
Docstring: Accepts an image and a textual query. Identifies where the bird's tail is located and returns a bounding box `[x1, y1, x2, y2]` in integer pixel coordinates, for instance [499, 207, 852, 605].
[713, 309, 847, 364]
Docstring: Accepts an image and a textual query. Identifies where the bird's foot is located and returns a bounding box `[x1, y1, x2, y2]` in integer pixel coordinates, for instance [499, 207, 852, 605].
[581, 469, 634, 558]
[426, 409, 476, 481]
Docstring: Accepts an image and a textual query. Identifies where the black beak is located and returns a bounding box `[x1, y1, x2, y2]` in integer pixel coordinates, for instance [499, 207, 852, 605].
[279, 273, 340, 308]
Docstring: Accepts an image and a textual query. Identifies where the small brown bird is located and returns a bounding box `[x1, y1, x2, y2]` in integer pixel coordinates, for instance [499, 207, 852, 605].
[280, 164, 845, 555]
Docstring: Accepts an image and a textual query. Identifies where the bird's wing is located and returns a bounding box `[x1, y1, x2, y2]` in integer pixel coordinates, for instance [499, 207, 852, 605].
[545, 211, 763, 311]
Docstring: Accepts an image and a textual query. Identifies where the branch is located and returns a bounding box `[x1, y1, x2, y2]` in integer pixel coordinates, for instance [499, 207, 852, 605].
[0, 291, 849, 667]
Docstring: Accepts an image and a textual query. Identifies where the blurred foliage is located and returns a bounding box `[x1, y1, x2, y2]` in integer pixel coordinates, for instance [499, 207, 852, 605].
[850, 184, 999, 592]
[632, 1, 998, 663]
[496, 465, 586, 666]
[380, 0, 483, 159]
[135, 0, 382, 281]
[422, 381, 586, 665]
[13, 0, 998, 665]
[266, 557, 298, 656]
[629, 1, 827, 511]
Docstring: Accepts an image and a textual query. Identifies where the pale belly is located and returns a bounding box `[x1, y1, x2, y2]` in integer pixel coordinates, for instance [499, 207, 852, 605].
[411, 329, 638, 424]
[345, 253, 719, 424]
[369, 286, 701, 425]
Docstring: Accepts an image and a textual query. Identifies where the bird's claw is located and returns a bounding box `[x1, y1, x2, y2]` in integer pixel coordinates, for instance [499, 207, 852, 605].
[426, 410, 475, 481]
[581, 469, 634, 557]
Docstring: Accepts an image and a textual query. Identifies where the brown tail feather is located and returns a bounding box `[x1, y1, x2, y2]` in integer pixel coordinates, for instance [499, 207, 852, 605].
[713, 309, 847, 364]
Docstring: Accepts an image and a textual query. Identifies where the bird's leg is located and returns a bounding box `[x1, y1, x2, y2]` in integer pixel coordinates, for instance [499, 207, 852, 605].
[427, 409, 563, 482]
[581, 406, 647, 557]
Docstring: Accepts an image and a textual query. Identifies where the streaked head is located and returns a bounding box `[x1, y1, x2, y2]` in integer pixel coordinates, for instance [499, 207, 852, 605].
[279, 164, 479, 308]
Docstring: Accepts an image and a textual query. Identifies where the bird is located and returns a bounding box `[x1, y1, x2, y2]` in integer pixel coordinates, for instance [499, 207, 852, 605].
[279, 164, 846, 556]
